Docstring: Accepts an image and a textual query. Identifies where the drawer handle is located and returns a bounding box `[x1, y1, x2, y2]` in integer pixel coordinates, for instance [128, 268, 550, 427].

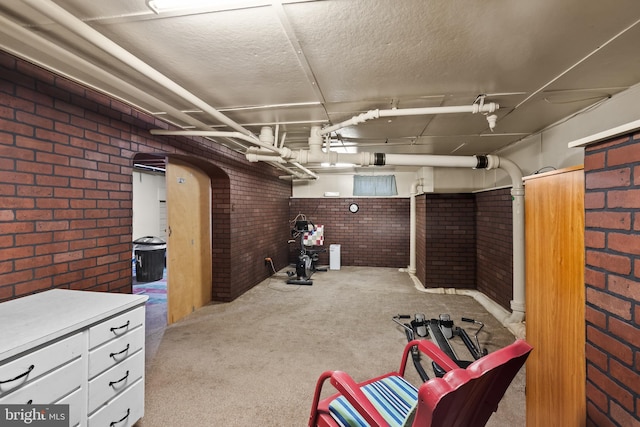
[110, 408, 130, 427]
[109, 344, 130, 359]
[110, 320, 130, 334]
[0, 364, 34, 384]
[109, 370, 130, 388]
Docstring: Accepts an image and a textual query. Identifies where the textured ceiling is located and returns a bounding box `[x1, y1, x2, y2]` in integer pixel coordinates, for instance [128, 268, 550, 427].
[1, 0, 640, 175]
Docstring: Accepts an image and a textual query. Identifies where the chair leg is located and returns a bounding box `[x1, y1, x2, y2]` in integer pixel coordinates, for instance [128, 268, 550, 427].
[308, 371, 334, 427]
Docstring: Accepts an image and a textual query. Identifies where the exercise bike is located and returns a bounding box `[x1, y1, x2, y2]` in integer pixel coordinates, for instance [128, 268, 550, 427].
[286, 218, 326, 286]
[392, 313, 488, 381]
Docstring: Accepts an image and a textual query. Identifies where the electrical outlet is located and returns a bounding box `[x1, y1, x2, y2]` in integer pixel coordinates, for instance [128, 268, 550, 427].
[264, 257, 271, 266]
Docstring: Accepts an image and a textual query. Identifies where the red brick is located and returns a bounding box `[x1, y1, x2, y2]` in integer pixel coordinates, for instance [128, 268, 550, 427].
[586, 380, 608, 411]
[53, 271, 83, 286]
[608, 144, 640, 166]
[36, 175, 69, 187]
[0, 145, 34, 161]
[584, 151, 606, 170]
[34, 263, 69, 279]
[609, 232, 640, 255]
[16, 135, 53, 152]
[608, 189, 640, 208]
[587, 326, 633, 364]
[587, 401, 616, 427]
[586, 168, 630, 189]
[586, 211, 631, 230]
[16, 160, 53, 174]
[0, 245, 33, 261]
[590, 135, 630, 150]
[16, 111, 53, 129]
[585, 268, 606, 289]
[586, 250, 631, 275]
[586, 343, 609, 370]
[0, 118, 34, 136]
[585, 305, 607, 328]
[36, 198, 69, 209]
[587, 288, 632, 320]
[608, 275, 640, 300]
[54, 122, 84, 137]
[0, 210, 14, 221]
[35, 104, 69, 122]
[14, 277, 52, 295]
[52, 250, 83, 263]
[584, 191, 605, 209]
[16, 209, 52, 221]
[585, 230, 605, 249]
[608, 317, 640, 348]
[610, 401, 639, 427]
[36, 220, 69, 232]
[587, 364, 634, 410]
[14, 254, 52, 270]
[36, 151, 69, 166]
[54, 165, 84, 178]
[0, 221, 34, 234]
[35, 128, 69, 145]
[35, 242, 69, 256]
[0, 172, 34, 185]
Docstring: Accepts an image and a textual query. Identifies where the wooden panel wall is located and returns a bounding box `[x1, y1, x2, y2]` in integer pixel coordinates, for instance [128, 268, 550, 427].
[525, 166, 586, 427]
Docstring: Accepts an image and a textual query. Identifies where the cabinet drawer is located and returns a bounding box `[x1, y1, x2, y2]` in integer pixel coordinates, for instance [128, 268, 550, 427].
[55, 387, 83, 427]
[88, 326, 144, 379]
[88, 350, 144, 414]
[0, 333, 83, 397]
[89, 307, 145, 349]
[0, 357, 82, 405]
[88, 378, 143, 427]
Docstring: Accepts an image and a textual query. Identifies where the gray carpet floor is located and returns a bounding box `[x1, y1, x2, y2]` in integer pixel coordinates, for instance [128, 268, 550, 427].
[136, 266, 525, 426]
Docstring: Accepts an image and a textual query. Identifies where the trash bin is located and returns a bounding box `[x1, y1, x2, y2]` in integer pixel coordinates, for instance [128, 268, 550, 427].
[133, 236, 166, 282]
[330, 244, 341, 270]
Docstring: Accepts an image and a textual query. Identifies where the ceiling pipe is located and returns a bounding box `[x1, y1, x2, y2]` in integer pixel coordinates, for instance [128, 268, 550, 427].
[22, 0, 257, 140]
[319, 102, 499, 136]
[21, 0, 318, 181]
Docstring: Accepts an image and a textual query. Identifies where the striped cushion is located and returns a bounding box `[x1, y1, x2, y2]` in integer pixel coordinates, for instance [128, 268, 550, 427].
[328, 376, 418, 427]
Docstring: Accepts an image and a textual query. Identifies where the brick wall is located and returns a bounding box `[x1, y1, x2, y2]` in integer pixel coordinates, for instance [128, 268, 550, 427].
[476, 188, 513, 310]
[415, 194, 427, 284]
[0, 51, 290, 303]
[584, 132, 640, 426]
[288, 198, 410, 268]
[424, 194, 476, 288]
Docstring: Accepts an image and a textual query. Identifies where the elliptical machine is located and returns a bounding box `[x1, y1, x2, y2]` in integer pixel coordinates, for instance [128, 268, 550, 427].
[286, 218, 326, 286]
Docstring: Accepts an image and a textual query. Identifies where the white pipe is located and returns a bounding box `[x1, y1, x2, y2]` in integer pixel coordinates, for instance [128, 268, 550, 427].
[384, 154, 479, 168]
[407, 275, 526, 339]
[150, 130, 281, 154]
[320, 103, 499, 135]
[485, 155, 526, 323]
[22, 0, 258, 140]
[0, 14, 216, 132]
[408, 178, 424, 274]
[380, 153, 524, 323]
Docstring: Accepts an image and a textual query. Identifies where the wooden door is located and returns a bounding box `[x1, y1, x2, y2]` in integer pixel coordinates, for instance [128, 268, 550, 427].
[524, 166, 585, 426]
[166, 158, 212, 325]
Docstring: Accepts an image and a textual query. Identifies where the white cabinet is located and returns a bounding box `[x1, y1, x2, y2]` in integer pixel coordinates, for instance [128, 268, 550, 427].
[0, 289, 148, 427]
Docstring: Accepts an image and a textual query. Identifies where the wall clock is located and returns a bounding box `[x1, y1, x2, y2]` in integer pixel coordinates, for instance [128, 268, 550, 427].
[349, 203, 359, 213]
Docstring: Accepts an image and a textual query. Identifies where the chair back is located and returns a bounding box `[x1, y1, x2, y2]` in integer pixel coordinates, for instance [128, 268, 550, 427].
[412, 339, 532, 427]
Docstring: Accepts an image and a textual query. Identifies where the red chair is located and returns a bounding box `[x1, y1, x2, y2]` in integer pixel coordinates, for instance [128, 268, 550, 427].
[308, 339, 532, 427]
